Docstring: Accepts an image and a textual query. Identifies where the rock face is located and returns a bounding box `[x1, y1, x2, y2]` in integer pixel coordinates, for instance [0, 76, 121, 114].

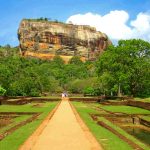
[18, 19, 111, 62]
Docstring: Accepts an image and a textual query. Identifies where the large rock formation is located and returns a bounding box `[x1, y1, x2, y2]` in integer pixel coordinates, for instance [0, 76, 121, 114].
[18, 19, 111, 62]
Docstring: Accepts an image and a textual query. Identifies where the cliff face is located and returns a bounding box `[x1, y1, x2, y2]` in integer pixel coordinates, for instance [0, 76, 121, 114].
[18, 19, 111, 61]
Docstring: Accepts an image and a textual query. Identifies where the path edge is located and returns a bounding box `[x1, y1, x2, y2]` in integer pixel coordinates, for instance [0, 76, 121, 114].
[69, 101, 103, 150]
[19, 101, 61, 150]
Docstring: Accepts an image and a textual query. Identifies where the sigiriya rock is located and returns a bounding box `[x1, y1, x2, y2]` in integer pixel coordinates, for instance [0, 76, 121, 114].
[18, 19, 111, 62]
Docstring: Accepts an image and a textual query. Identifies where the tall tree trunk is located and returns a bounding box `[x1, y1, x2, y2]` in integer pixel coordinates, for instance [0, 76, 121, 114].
[118, 83, 122, 97]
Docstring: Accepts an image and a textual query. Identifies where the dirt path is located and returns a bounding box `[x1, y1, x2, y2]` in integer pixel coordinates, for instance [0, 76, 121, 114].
[20, 98, 102, 150]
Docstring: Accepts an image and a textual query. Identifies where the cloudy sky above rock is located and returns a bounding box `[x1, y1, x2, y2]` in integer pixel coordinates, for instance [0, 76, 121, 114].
[0, 0, 150, 46]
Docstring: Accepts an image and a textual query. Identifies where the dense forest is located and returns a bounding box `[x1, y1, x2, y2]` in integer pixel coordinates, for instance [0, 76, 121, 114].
[0, 39, 150, 97]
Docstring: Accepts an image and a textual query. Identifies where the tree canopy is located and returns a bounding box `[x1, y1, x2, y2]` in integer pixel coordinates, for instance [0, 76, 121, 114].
[96, 39, 150, 97]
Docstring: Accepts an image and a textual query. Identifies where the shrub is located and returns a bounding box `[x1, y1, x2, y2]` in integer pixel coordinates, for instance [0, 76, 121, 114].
[0, 86, 6, 96]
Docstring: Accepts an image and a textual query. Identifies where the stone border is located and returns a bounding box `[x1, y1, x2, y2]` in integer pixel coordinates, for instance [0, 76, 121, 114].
[69, 97, 99, 102]
[127, 100, 150, 110]
[99, 99, 150, 111]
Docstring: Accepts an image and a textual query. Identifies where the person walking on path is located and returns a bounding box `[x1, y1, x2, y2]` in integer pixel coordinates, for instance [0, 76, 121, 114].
[61, 92, 65, 98]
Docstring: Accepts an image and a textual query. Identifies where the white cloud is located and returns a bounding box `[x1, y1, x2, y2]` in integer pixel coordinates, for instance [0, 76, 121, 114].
[66, 11, 150, 42]
[131, 12, 150, 32]
[130, 12, 150, 41]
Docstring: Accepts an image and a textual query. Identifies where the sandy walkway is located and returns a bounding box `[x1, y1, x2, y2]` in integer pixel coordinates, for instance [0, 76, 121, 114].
[21, 99, 102, 150]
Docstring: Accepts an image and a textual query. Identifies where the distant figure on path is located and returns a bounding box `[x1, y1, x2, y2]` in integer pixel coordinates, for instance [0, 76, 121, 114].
[62, 92, 68, 98]
[61, 93, 65, 98]
[64, 92, 68, 97]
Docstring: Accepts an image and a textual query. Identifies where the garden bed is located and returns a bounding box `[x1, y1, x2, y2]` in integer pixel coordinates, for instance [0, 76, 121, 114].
[0, 112, 40, 140]
[72, 101, 150, 150]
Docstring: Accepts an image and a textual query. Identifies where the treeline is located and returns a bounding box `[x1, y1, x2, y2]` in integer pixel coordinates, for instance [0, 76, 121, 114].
[0, 39, 150, 97]
[0, 46, 95, 96]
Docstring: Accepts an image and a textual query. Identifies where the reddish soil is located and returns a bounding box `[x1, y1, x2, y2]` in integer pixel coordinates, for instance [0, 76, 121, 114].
[69, 97, 100, 102]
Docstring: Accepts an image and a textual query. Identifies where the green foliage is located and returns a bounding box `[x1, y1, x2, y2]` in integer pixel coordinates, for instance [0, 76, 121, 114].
[0, 86, 6, 96]
[0, 54, 61, 96]
[68, 77, 98, 94]
[69, 56, 83, 65]
[23, 18, 66, 24]
[101, 105, 150, 114]
[96, 39, 150, 97]
[0, 46, 19, 57]
[68, 79, 85, 93]
[83, 87, 95, 95]
[1, 39, 149, 97]
[24, 17, 49, 22]
[52, 55, 65, 68]
[0, 46, 92, 96]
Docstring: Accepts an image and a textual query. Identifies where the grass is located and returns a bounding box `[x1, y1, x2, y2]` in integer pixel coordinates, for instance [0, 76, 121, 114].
[140, 116, 150, 122]
[100, 105, 150, 114]
[134, 97, 150, 103]
[87, 102, 150, 114]
[107, 99, 125, 102]
[0, 102, 55, 112]
[0, 101, 58, 150]
[72, 102, 150, 150]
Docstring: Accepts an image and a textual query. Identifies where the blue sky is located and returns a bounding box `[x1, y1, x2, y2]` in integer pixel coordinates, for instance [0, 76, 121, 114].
[0, 0, 150, 46]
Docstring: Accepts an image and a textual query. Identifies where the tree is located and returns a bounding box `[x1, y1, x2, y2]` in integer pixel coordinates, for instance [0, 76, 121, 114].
[69, 56, 83, 65]
[96, 39, 150, 97]
[118, 39, 150, 96]
[52, 55, 65, 68]
[44, 18, 48, 21]
[67, 77, 98, 94]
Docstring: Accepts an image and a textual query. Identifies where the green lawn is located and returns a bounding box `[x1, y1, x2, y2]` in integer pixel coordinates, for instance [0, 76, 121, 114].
[0, 101, 58, 150]
[72, 102, 150, 150]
